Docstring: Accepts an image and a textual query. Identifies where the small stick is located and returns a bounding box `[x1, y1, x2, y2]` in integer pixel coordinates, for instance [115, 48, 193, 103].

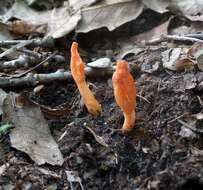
[9, 52, 57, 78]
[0, 40, 33, 58]
[0, 52, 65, 71]
[163, 35, 203, 43]
[184, 33, 203, 40]
[0, 67, 114, 88]
[178, 119, 203, 134]
[0, 55, 31, 70]
[17, 48, 42, 59]
[0, 36, 55, 48]
[147, 34, 203, 45]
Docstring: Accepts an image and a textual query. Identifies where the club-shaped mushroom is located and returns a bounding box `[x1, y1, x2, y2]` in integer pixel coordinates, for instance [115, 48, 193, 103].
[112, 60, 136, 133]
[70, 42, 101, 116]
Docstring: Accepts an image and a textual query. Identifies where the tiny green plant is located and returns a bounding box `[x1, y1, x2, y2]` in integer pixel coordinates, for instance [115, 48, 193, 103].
[0, 124, 13, 135]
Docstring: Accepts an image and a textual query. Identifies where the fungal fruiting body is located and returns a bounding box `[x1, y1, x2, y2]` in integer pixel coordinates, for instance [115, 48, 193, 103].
[112, 60, 136, 133]
[70, 42, 101, 116]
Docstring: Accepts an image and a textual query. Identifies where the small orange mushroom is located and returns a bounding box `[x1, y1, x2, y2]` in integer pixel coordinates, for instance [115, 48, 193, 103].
[70, 42, 101, 116]
[112, 60, 136, 133]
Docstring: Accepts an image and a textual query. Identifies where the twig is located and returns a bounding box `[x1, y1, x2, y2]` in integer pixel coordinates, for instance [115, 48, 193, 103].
[0, 36, 55, 48]
[0, 55, 32, 70]
[9, 52, 57, 78]
[147, 34, 203, 45]
[177, 119, 203, 134]
[0, 40, 33, 58]
[0, 67, 114, 88]
[17, 48, 42, 59]
[163, 35, 203, 43]
[167, 113, 186, 124]
[184, 33, 203, 40]
[137, 94, 151, 104]
[0, 52, 65, 71]
[0, 37, 55, 59]
[84, 125, 109, 147]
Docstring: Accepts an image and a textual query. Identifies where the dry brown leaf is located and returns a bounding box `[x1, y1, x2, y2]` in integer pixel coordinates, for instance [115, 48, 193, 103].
[170, 0, 203, 22]
[143, 0, 170, 13]
[132, 18, 171, 45]
[9, 20, 47, 35]
[76, 0, 144, 33]
[2, 92, 64, 166]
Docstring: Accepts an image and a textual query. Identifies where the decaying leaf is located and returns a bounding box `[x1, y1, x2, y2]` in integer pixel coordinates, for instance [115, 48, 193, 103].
[25, 0, 54, 9]
[187, 42, 203, 58]
[66, 170, 84, 190]
[69, 0, 99, 12]
[162, 48, 182, 71]
[0, 22, 14, 41]
[76, 0, 144, 33]
[1, 0, 81, 38]
[184, 73, 197, 90]
[85, 125, 109, 147]
[133, 18, 171, 45]
[170, 0, 203, 21]
[115, 42, 144, 59]
[141, 61, 159, 73]
[47, 3, 81, 39]
[187, 42, 203, 71]
[2, 93, 64, 166]
[1, 0, 51, 25]
[174, 58, 195, 71]
[9, 20, 47, 35]
[87, 58, 112, 69]
[143, 0, 170, 13]
[0, 89, 7, 116]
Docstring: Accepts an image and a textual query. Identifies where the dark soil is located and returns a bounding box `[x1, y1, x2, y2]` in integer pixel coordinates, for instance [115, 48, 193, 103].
[0, 8, 203, 190]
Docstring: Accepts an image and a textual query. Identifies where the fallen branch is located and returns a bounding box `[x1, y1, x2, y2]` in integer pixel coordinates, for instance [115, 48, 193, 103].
[9, 52, 57, 78]
[0, 55, 33, 70]
[0, 67, 114, 88]
[178, 119, 203, 134]
[147, 34, 203, 45]
[0, 36, 55, 48]
[0, 53, 65, 71]
[0, 37, 55, 59]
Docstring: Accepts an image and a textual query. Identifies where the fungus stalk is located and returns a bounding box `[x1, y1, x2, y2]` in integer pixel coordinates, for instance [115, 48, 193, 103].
[70, 42, 101, 116]
[112, 60, 136, 133]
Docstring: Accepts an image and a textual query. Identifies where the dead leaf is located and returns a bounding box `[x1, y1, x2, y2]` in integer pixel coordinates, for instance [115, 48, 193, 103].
[170, 0, 203, 22]
[1, 0, 51, 25]
[25, 0, 54, 9]
[1, 0, 80, 38]
[0, 89, 7, 116]
[85, 125, 109, 147]
[184, 73, 197, 90]
[47, 3, 81, 39]
[9, 20, 47, 35]
[2, 92, 64, 166]
[133, 18, 171, 45]
[87, 58, 112, 69]
[116, 43, 144, 59]
[69, 0, 99, 12]
[143, 0, 170, 13]
[0, 22, 15, 41]
[66, 170, 84, 190]
[187, 42, 203, 58]
[37, 167, 61, 179]
[175, 58, 195, 71]
[187, 42, 203, 71]
[162, 48, 181, 71]
[76, 0, 144, 33]
[171, 22, 203, 36]
[141, 61, 159, 73]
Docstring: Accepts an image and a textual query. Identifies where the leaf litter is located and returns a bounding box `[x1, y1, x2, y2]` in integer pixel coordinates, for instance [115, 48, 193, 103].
[0, 0, 203, 189]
